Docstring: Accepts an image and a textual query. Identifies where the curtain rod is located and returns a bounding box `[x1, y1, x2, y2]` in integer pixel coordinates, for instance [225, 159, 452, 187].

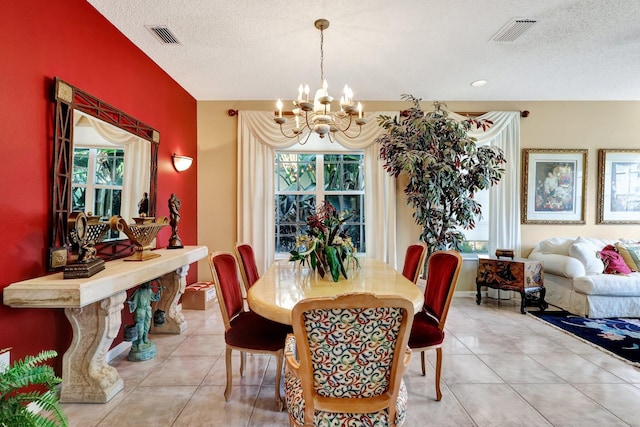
[228, 109, 530, 118]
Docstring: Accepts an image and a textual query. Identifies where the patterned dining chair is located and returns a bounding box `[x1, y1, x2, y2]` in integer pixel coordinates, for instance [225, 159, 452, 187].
[235, 242, 260, 292]
[208, 251, 291, 410]
[284, 293, 414, 426]
[402, 242, 427, 284]
[408, 250, 462, 401]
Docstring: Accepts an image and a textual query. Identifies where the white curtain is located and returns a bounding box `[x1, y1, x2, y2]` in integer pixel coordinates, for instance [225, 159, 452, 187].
[237, 110, 398, 272]
[450, 111, 522, 257]
[73, 111, 150, 223]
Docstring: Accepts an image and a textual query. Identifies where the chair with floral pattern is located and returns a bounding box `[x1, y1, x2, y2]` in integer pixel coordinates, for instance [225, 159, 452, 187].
[284, 293, 414, 426]
[408, 250, 462, 401]
[209, 251, 291, 410]
[402, 242, 427, 284]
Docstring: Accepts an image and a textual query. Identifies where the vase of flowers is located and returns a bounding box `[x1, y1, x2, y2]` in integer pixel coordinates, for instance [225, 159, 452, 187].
[289, 202, 359, 282]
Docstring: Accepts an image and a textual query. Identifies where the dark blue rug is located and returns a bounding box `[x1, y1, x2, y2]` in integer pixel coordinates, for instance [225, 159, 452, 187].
[530, 311, 640, 366]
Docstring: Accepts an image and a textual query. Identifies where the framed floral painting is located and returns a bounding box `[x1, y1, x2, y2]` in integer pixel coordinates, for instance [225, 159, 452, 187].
[521, 149, 587, 224]
[597, 149, 640, 224]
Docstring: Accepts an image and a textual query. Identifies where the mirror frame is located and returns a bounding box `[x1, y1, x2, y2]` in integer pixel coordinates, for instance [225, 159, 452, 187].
[49, 77, 160, 270]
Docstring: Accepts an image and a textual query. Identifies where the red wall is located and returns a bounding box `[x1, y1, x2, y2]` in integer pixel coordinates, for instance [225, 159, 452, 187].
[0, 1, 198, 367]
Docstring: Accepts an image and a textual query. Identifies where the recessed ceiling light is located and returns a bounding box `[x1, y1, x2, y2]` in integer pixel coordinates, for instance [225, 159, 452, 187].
[471, 80, 488, 87]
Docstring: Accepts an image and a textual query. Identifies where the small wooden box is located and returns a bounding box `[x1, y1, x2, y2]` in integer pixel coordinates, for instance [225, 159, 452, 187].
[182, 282, 217, 310]
[476, 256, 546, 313]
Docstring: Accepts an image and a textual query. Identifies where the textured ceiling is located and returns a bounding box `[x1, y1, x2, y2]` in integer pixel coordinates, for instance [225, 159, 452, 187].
[88, 0, 640, 101]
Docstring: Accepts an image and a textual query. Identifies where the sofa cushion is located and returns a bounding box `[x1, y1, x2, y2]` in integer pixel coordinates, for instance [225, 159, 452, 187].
[598, 245, 632, 275]
[569, 237, 605, 275]
[538, 237, 574, 256]
[615, 243, 640, 272]
[573, 272, 640, 296]
[528, 252, 586, 278]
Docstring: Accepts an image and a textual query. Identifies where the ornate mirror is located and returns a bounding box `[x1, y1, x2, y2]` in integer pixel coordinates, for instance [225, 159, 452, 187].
[49, 77, 159, 270]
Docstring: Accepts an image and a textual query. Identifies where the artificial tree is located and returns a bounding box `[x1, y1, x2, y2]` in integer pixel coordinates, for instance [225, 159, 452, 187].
[376, 94, 506, 260]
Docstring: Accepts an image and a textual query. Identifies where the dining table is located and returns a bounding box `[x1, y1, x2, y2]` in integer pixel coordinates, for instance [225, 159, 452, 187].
[247, 257, 424, 325]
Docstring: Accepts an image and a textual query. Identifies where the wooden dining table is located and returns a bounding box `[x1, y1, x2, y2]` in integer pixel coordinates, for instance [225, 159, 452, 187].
[247, 257, 424, 325]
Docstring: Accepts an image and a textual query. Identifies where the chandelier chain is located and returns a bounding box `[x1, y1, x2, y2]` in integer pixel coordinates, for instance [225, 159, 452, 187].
[319, 26, 324, 84]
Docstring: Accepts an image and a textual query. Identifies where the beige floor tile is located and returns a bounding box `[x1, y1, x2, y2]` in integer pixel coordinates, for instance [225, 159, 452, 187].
[528, 353, 626, 384]
[96, 385, 196, 426]
[441, 354, 504, 385]
[450, 383, 552, 426]
[140, 355, 217, 386]
[573, 383, 640, 427]
[478, 353, 565, 383]
[173, 385, 260, 427]
[170, 333, 225, 357]
[454, 333, 523, 354]
[512, 383, 629, 426]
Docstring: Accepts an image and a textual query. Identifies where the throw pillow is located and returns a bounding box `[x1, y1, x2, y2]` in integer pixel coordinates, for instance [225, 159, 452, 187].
[569, 237, 605, 275]
[615, 243, 640, 272]
[539, 237, 573, 255]
[598, 245, 632, 275]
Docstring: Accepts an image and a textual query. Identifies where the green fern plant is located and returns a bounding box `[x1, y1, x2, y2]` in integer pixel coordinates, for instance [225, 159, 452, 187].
[0, 349, 68, 427]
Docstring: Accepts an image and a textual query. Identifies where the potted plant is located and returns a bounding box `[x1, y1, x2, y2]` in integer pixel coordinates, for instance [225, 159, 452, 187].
[376, 94, 506, 261]
[0, 349, 68, 427]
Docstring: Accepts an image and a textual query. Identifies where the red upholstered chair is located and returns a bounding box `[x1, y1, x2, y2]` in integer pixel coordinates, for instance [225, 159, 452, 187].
[402, 242, 427, 284]
[235, 242, 260, 292]
[408, 250, 462, 401]
[208, 251, 290, 410]
[284, 293, 414, 426]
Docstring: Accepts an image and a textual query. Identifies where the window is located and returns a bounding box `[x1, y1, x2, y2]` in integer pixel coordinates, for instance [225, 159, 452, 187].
[274, 152, 365, 255]
[458, 187, 489, 255]
[458, 140, 491, 255]
[72, 147, 125, 238]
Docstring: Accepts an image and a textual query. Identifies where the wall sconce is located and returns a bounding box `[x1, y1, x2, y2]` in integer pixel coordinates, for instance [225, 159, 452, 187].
[172, 154, 193, 172]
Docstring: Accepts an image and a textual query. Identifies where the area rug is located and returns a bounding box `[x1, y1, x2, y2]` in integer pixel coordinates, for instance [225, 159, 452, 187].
[529, 310, 640, 367]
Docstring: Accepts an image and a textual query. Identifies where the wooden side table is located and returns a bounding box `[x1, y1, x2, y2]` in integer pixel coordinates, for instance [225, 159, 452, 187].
[475, 252, 547, 314]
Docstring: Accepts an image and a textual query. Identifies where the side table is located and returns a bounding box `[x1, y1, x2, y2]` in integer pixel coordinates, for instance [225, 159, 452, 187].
[476, 252, 547, 314]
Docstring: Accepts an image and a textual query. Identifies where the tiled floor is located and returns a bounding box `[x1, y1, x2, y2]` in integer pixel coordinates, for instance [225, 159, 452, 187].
[61, 296, 640, 426]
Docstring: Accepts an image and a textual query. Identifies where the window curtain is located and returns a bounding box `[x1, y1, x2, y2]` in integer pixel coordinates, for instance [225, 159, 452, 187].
[237, 110, 398, 272]
[449, 111, 522, 257]
[73, 110, 150, 224]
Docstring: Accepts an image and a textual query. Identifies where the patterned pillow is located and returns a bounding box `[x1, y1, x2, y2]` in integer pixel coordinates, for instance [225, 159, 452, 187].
[598, 245, 632, 274]
[615, 243, 640, 272]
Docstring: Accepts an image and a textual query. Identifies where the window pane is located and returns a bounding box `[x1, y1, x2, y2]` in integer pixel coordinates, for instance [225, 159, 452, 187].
[275, 153, 316, 192]
[326, 194, 365, 252]
[324, 154, 363, 191]
[73, 148, 89, 184]
[95, 149, 124, 185]
[94, 188, 121, 218]
[72, 187, 86, 212]
[275, 194, 315, 253]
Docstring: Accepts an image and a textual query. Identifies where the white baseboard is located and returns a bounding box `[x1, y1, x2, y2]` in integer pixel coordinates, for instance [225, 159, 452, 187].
[454, 291, 482, 298]
[107, 341, 131, 363]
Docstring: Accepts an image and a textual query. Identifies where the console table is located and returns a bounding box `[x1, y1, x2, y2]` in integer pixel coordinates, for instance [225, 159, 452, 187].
[3, 245, 208, 403]
[475, 254, 547, 314]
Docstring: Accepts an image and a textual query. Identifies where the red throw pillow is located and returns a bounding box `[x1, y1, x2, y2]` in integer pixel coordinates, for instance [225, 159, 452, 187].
[598, 245, 632, 274]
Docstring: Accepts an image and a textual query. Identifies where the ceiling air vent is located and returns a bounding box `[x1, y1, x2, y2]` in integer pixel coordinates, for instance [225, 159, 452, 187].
[146, 25, 181, 44]
[490, 18, 537, 42]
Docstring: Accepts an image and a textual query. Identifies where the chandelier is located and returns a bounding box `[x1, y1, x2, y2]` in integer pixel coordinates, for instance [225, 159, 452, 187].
[274, 19, 367, 144]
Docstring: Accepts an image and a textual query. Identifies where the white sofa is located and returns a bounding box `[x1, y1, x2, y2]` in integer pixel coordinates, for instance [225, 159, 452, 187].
[528, 237, 640, 318]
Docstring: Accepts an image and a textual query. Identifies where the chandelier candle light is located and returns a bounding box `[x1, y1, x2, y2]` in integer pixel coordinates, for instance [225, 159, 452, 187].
[274, 19, 367, 145]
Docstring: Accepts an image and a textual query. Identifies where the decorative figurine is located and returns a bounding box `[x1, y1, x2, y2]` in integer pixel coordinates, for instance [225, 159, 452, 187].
[168, 193, 184, 248]
[138, 192, 149, 216]
[126, 281, 162, 361]
[63, 212, 105, 279]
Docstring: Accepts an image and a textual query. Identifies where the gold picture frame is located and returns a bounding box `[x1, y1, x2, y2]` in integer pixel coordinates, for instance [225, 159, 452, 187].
[522, 148, 587, 224]
[597, 149, 640, 224]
